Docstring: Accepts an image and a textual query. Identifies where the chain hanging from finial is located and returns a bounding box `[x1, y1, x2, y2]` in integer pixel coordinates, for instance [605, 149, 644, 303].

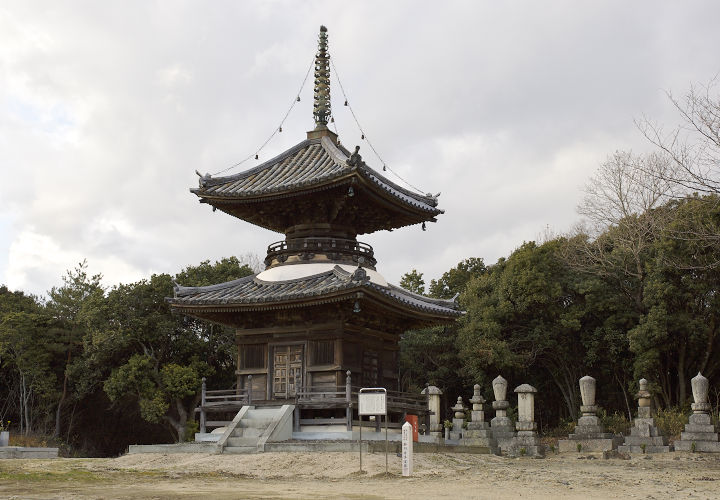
[313, 26, 331, 129]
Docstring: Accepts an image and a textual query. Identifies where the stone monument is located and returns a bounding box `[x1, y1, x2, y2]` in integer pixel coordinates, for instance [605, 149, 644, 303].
[509, 384, 544, 457]
[675, 372, 720, 452]
[461, 384, 497, 451]
[421, 385, 443, 438]
[618, 378, 671, 453]
[558, 375, 622, 452]
[449, 396, 466, 441]
[490, 375, 515, 453]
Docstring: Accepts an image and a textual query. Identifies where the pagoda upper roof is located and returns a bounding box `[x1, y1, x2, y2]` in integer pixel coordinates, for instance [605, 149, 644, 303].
[168, 264, 460, 326]
[192, 134, 443, 234]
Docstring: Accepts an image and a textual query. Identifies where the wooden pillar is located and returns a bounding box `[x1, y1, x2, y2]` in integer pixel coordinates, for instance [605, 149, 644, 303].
[346, 370, 352, 431]
[247, 375, 253, 405]
[294, 373, 301, 432]
[200, 377, 207, 434]
[424, 383, 430, 435]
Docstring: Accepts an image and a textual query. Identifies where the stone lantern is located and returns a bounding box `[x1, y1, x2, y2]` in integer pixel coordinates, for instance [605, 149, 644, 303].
[510, 383, 543, 457]
[421, 385, 443, 437]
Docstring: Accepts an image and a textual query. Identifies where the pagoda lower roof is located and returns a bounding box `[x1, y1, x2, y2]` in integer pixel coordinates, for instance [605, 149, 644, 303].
[192, 135, 443, 234]
[168, 265, 461, 322]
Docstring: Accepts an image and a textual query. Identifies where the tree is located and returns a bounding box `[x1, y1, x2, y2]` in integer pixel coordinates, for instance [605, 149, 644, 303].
[94, 257, 254, 442]
[638, 79, 720, 196]
[458, 240, 589, 421]
[428, 258, 486, 299]
[0, 289, 56, 435]
[46, 261, 104, 438]
[399, 270, 425, 295]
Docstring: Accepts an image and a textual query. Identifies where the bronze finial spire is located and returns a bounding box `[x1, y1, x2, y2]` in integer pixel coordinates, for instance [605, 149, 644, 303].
[313, 25, 331, 129]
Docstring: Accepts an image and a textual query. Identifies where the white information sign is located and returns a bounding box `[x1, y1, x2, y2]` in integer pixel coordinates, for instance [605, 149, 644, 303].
[358, 390, 387, 416]
[402, 421, 413, 476]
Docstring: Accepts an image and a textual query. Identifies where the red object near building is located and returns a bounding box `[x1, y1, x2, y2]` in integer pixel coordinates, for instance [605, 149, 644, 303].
[405, 415, 419, 441]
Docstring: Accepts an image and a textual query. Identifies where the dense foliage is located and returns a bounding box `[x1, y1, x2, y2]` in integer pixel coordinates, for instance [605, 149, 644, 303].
[0, 257, 253, 455]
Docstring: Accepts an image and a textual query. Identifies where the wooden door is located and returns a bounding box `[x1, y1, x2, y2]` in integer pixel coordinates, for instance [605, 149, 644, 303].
[272, 345, 303, 398]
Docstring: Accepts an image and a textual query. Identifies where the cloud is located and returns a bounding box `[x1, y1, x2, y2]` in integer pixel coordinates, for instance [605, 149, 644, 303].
[1, 0, 720, 295]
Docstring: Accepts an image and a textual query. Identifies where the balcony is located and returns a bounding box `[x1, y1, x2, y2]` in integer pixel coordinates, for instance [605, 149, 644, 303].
[265, 237, 376, 268]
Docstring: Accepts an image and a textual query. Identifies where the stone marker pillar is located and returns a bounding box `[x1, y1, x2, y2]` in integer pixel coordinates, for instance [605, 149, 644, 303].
[558, 375, 622, 452]
[675, 372, 720, 452]
[618, 378, 670, 453]
[421, 385, 443, 437]
[490, 375, 515, 454]
[402, 421, 413, 476]
[462, 384, 497, 451]
[449, 396, 466, 441]
[510, 384, 544, 457]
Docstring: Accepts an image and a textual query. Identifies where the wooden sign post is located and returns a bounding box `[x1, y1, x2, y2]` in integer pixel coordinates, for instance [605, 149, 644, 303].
[358, 388, 387, 473]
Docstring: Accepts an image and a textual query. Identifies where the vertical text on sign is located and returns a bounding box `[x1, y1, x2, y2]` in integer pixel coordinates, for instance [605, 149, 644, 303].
[402, 421, 413, 476]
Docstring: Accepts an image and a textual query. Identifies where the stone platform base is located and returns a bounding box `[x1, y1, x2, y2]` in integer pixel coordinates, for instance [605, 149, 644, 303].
[618, 444, 672, 453]
[558, 436, 623, 453]
[674, 440, 720, 452]
[0, 447, 59, 459]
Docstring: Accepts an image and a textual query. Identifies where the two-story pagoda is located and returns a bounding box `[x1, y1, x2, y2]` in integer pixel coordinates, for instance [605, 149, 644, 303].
[169, 27, 460, 420]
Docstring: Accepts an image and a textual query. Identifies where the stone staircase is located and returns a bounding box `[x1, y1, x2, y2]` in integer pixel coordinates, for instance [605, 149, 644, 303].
[217, 405, 294, 454]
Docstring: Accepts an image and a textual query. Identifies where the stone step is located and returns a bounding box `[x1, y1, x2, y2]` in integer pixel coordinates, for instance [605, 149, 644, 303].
[227, 437, 258, 447]
[239, 418, 274, 429]
[246, 408, 281, 420]
[224, 446, 257, 454]
[232, 427, 264, 438]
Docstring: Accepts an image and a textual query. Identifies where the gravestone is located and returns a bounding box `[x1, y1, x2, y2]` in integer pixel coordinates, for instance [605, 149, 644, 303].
[675, 372, 720, 452]
[462, 384, 497, 451]
[490, 375, 515, 453]
[449, 396, 466, 441]
[618, 378, 671, 453]
[558, 375, 622, 452]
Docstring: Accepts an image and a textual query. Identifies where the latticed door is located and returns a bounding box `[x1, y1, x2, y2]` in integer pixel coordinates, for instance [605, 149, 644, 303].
[273, 345, 303, 398]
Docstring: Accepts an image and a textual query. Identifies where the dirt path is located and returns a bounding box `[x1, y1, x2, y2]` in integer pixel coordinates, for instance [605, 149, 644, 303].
[1, 451, 720, 499]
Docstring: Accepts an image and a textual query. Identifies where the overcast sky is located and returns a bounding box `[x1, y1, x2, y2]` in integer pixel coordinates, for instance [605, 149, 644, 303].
[1, 0, 719, 296]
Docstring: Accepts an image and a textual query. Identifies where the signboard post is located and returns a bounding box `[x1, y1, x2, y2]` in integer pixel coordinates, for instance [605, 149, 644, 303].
[402, 421, 413, 476]
[358, 388, 388, 474]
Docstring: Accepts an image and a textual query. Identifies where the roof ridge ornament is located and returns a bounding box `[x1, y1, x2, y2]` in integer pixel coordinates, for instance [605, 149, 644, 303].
[313, 25, 331, 130]
[346, 145, 362, 167]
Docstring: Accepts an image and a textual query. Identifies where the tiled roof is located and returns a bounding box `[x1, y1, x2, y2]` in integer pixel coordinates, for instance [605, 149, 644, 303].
[169, 265, 460, 318]
[192, 136, 441, 215]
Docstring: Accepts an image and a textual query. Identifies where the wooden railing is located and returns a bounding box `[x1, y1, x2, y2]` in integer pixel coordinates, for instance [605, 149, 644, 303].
[197, 373, 433, 435]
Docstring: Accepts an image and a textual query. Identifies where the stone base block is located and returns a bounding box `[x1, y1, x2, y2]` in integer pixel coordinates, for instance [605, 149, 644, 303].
[674, 440, 720, 453]
[461, 436, 497, 450]
[464, 429, 493, 438]
[507, 435, 544, 458]
[572, 425, 608, 437]
[680, 431, 719, 441]
[684, 424, 716, 434]
[622, 435, 668, 446]
[558, 436, 623, 453]
[689, 413, 712, 425]
[617, 444, 672, 454]
[466, 422, 490, 431]
[515, 421, 536, 432]
[578, 415, 600, 427]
